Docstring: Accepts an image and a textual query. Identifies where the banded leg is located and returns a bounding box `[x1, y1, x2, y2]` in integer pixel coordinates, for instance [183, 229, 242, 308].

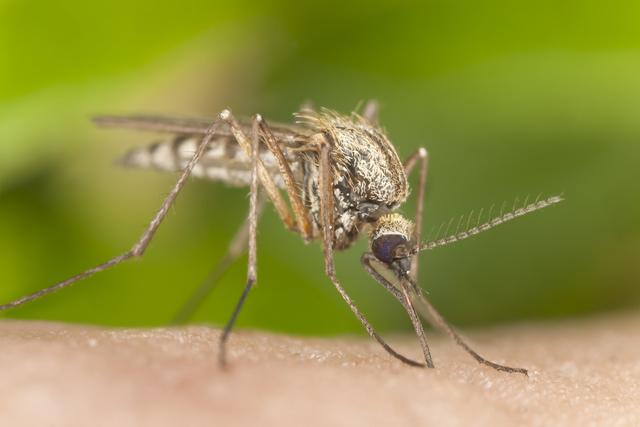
[361, 253, 434, 367]
[170, 197, 265, 325]
[0, 112, 227, 312]
[218, 116, 261, 367]
[403, 147, 429, 281]
[316, 139, 424, 367]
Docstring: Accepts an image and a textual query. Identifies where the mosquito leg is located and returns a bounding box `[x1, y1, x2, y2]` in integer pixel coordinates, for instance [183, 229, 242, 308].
[408, 278, 528, 375]
[0, 113, 227, 312]
[218, 116, 261, 367]
[298, 100, 315, 112]
[403, 147, 429, 281]
[316, 140, 424, 367]
[257, 118, 313, 240]
[170, 197, 266, 325]
[221, 110, 298, 233]
[317, 141, 335, 277]
[361, 100, 379, 124]
[361, 253, 434, 367]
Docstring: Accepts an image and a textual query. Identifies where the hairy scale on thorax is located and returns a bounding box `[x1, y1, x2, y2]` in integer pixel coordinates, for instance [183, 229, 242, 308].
[296, 110, 409, 249]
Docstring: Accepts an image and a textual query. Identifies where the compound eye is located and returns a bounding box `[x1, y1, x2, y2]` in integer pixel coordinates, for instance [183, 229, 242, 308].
[372, 234, 407, 264]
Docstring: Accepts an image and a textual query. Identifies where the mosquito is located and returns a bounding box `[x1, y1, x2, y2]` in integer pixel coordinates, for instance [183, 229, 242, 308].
[0, 100, 562, 374]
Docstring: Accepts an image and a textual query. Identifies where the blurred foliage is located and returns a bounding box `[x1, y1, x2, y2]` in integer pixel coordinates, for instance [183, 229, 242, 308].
[1, 0, 639, 336]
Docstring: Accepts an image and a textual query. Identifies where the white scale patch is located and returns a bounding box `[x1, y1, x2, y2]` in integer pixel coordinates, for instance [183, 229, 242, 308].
[151, 143, 177, 170]
[176, 139, 198, 158]
[205, 144, 226, 159]
[125, 148, 152, 168]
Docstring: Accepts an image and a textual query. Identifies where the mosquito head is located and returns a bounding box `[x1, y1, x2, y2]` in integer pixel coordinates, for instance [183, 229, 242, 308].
[370, 213, 414, 277]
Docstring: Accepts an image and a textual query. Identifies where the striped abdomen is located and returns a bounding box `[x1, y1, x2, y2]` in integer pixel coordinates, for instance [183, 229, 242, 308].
[120, 134, 300, 188]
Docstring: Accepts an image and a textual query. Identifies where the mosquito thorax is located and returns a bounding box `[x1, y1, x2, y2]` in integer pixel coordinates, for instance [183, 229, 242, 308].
[370, 213, 414, 274]
[294, 109, 410, 250]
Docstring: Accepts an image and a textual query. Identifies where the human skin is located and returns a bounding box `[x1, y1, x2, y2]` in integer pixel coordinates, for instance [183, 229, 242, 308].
[0, 312, 639, 427]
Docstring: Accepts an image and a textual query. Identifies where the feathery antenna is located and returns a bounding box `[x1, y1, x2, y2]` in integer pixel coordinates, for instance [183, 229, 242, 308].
[413, 194, 563, 253]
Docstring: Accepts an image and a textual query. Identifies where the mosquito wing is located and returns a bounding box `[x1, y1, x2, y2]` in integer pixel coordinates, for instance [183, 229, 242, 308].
[93, 114, 313, 147]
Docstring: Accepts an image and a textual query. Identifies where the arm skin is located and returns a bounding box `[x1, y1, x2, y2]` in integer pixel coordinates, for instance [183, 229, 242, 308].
[0, 313, 639, 427]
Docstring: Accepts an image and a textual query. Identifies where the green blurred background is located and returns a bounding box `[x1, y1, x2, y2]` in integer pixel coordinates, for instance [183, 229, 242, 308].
[1, 0, 639, 335]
